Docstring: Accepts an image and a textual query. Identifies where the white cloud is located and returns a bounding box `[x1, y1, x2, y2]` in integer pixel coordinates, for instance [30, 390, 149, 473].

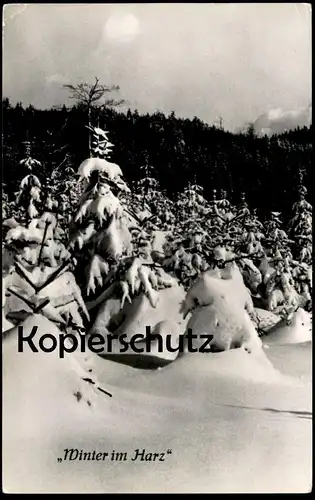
[254, 104, 312, 136]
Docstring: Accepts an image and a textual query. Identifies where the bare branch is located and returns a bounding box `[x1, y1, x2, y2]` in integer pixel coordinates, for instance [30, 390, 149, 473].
[14, 261, 38, 292]
[98, 98, 126, 109]
[7, 287, 35, 310]
[37, 221, 51, 266]
[37, 260, 70, 293]
[33, 298, 51, 314]
[51, 155, 69, 173]
[86, 283, 116, 311]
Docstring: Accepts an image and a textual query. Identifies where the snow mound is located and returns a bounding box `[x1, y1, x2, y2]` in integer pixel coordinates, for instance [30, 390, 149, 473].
[176, 346, 283, 384]
[265, 341, 312, 380]
[183, 264, 261, 352]
[89, 283, 188, 362]
[102, 284, 185, 339]
[263, 308, 312, 345]
[187, 303, 262, 353]
[182, 264, 252, 315]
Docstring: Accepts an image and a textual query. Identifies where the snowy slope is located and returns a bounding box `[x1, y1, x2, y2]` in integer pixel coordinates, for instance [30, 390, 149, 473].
[2, 311, 312, 494]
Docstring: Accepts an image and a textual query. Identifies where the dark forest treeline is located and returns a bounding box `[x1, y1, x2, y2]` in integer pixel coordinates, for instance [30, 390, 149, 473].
[2, 98, 313, 219]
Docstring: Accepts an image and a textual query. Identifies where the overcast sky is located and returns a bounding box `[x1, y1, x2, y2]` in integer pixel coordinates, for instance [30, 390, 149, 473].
[3, 3, 312, 132]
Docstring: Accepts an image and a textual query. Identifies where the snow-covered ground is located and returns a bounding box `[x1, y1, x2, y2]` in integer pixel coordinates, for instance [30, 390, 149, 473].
[2, 311, 312, 494]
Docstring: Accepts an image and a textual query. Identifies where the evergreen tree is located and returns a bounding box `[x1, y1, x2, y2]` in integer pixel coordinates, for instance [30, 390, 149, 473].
[70, 125, 174, 310]
[288, 183, 312, 264]
[287, 180, 312, 311]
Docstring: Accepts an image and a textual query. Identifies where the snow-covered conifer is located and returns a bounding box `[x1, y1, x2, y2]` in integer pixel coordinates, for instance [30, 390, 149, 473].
[70, 125, 174, 311]
[288, 183, 312, 264]
[14, 141, 42, 222]
[287, 182, 312, 311]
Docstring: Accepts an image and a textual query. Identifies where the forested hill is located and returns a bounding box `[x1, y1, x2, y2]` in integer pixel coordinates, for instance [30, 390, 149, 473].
[2, 98, 312, 219]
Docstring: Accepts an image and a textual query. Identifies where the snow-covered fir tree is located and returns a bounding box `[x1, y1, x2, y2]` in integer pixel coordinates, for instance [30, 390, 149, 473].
[1, 134, 91, 336]
[226, 195, 265, 296]
[70, 125, 175, 313]
[13, 140, 43, 222]
[163, 183, 211, 289]
[287, 181, 312, 311]
[288, 182, 312, 264]
[255, 210, 300, 314]
[3, 138, 71, 272]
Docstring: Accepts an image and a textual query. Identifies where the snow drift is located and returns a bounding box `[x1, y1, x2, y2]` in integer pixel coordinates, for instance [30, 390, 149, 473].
[263, 308, 312, 345]
[2, 309, 312, 494]
[89, 281, 188, 365]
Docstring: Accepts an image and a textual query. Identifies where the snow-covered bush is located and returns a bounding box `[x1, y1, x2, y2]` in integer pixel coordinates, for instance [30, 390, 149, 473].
[181, 261, 262, 353]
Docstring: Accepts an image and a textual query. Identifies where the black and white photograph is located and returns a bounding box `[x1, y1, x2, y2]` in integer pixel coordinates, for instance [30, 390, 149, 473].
[2, 2, 312, 494]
